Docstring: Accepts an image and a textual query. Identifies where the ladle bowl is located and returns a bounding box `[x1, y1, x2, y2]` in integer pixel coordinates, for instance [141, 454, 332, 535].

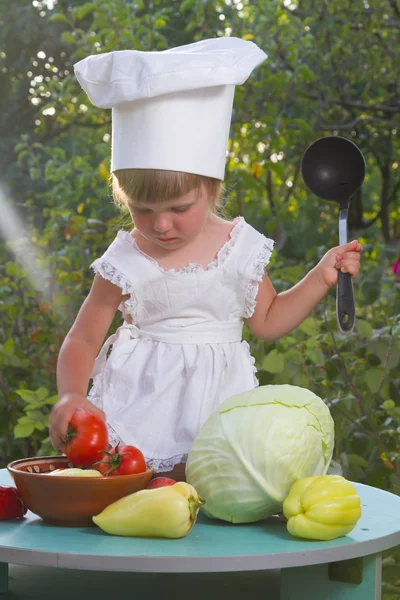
[302, 136, 365, 205]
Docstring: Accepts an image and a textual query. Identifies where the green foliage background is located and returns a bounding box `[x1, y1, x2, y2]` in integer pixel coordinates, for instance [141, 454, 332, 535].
[0, 0, 399, 594]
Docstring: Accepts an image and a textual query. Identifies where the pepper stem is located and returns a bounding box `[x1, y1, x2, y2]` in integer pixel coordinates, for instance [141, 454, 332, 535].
[188, 495, 205, 522]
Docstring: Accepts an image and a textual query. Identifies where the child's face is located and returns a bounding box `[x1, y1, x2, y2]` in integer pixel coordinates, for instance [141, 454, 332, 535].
[128, 187, 211, 249]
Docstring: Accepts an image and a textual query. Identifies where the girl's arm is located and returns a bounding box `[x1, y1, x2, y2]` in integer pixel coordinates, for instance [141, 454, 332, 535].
[247, 240, 362, 342]
[50, 274, 123, 449]
[246, 267, 329, 342]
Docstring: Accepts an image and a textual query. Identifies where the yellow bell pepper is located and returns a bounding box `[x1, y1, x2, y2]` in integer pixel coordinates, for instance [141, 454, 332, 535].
[48, 468, 102, 477]
[93, 481, 204, 538]
[283, 475, 361, 541]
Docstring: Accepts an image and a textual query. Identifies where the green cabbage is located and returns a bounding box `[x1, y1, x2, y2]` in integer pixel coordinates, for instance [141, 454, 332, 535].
[186, 384, 334, 523]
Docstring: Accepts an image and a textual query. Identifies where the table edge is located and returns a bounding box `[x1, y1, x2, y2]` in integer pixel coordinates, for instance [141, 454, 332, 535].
[1, 531, 399, 572]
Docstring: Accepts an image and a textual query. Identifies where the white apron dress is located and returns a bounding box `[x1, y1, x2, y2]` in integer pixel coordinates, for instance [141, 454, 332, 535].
[88, 216, 274, 472]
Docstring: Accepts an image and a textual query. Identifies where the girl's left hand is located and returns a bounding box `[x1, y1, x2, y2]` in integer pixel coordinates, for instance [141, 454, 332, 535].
[316, 240, 363, 288]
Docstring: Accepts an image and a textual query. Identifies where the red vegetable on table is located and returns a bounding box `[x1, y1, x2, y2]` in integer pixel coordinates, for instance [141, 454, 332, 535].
[64, 410, 109, 466]
[96, 444, 146, 476]
[0, 486, 27, 520]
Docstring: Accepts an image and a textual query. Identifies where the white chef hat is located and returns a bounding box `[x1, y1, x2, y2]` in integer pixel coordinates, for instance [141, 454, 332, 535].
[74, 37, 267, 180]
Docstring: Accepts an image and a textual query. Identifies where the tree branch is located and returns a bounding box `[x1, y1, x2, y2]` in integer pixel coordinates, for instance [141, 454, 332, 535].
[372, 150, 384, 171]
[283, 159, 301, 204]
[362, 213, 382, 228]
[320, 116, 392, 130]
[299, 91, 400, 114]
[266, 170, 275, 209]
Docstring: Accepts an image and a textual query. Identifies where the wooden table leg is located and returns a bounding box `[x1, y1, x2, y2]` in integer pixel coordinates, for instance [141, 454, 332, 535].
[0, 563, 8, 594]
[280, 553, 382, 600]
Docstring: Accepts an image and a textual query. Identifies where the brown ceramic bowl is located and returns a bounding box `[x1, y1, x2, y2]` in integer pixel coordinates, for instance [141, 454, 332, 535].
[7, 456, 154, 527]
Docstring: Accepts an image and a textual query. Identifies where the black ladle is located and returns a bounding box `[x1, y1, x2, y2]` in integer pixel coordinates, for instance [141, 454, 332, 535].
[301, 136, 366, 334]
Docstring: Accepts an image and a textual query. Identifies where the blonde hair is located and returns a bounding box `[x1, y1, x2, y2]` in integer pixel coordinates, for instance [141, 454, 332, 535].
[112, 169, 224, 214]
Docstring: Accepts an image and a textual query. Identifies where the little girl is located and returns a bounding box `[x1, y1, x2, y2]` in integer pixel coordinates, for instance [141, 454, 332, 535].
[49, 38, 362, 480]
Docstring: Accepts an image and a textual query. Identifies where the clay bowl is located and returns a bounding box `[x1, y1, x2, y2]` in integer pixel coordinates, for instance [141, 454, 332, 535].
[7, 456, 154, 527]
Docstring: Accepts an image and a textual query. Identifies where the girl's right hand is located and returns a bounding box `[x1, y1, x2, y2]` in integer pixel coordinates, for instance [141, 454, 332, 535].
[49, 393, 106, 452]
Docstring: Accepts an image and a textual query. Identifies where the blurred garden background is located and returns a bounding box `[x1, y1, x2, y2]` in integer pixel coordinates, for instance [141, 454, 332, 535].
[0, 0, 399, 595]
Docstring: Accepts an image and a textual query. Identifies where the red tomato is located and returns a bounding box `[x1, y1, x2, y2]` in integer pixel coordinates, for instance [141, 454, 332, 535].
[0, 486, 27, 520]
[64, 410, 109, 466]
[97, 444, 146, 476]
[146, 477, 176, 489]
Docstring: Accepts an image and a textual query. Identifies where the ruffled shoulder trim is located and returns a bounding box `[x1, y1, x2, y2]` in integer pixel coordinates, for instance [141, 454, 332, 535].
[91, 258, 138, 322]
[243, 234, 274, 319]
[209, 216, 245, 270]
[91, 258, 132, 295]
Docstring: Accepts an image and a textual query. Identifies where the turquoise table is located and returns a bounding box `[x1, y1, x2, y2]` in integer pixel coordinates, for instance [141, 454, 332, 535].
[0, 469, 399, 600]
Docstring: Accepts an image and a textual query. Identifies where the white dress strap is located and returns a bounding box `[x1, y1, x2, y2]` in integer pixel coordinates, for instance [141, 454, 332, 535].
[237, 224, 275, 318]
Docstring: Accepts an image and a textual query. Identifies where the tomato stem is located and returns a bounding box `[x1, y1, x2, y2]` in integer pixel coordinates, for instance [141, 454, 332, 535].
[66, 425, 76, 441]
[93, 443, 125, 475]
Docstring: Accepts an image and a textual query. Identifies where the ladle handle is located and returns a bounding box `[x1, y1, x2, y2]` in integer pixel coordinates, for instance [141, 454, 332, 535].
[337, 271, 355, 333]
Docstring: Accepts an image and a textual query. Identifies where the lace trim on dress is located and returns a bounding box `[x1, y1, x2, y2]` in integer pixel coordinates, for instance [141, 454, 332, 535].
[206, 215, 245, 272]
[243, 238, 275, 319]
[241, 340, 260, 387]
[87, 413, 189, 471]
[118, 216, 246, 275]
[86, 408, 189, 472]
[83, 407, 188, 471]
[146, 454, 188, 473]
[91, 258, 139, 323]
